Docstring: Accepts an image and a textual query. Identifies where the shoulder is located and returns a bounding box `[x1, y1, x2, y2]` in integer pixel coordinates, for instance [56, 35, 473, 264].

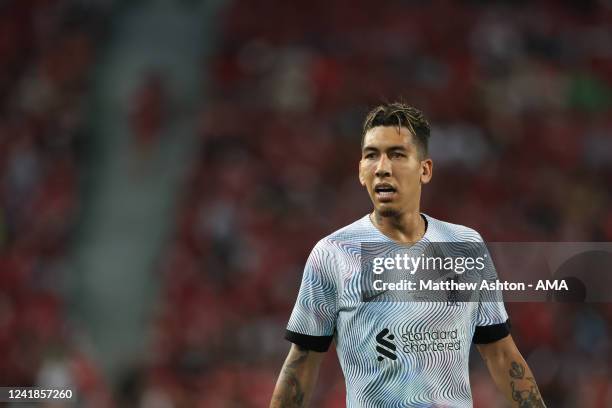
[310, 215, 372, 257]
[319, 215, 374, 245]
[424, 213, 485, 243]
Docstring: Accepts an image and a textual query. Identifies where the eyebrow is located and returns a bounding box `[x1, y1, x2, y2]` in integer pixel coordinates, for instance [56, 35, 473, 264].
[362, 145, 409, 152]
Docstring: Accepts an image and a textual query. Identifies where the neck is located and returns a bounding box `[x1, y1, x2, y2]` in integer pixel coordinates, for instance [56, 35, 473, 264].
[370, 209, 425, 244]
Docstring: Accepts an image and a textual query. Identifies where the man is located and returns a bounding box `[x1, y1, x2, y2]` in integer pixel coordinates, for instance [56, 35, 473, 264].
[269, 103, 546, 408]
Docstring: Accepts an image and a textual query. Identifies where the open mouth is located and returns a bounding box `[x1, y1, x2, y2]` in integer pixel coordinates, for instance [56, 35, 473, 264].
[374, 183, 397, 201]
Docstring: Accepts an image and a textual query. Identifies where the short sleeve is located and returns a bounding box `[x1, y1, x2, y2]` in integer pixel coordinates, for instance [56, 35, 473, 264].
[285, 241, 338, 352]
[472, 235, 511, 344]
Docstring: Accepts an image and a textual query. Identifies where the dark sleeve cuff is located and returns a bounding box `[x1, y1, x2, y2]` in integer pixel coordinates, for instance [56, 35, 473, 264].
[285, 329, 333, 352]
[473, 319, 511, 344]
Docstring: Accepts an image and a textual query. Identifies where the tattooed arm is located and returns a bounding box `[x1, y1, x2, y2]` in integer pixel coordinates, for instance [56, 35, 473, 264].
[269, 344, 325, 408]
[477, 335, 546, 408]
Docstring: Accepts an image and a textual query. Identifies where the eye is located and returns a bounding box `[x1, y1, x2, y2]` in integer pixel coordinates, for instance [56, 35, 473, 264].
[389, 151, 406, 159]
[364, 152, 377, 159]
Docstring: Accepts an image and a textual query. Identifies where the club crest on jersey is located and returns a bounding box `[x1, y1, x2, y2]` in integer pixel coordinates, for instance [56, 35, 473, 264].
[375, 328, 397, 361]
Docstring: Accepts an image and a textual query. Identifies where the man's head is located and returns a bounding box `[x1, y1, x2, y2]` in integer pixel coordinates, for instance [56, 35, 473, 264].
[359, 103, 433, 218]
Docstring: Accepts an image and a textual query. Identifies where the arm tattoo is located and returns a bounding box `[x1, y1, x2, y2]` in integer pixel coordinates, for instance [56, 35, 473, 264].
[509, 361, 546, 408]
[272, 347, 309, 407]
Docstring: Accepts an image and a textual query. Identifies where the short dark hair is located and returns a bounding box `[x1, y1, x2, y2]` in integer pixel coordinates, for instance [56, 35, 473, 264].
[362, 102, 431, 157]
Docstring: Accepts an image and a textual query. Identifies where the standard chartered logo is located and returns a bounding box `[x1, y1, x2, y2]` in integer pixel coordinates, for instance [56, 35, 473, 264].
[376, 327, 461, 361]
[375, 328, 397, 361]
[401, 329, 461, 353]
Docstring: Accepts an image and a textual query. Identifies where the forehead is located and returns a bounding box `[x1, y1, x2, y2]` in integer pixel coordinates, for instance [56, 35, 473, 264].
[362, 126, 415, 149]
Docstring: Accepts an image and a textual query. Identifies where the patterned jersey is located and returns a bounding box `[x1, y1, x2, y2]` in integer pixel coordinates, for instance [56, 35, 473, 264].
[285, 213, 510, 408]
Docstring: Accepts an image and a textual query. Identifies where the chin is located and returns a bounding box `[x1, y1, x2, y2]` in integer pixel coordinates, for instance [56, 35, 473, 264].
[376, 205, 400, 218]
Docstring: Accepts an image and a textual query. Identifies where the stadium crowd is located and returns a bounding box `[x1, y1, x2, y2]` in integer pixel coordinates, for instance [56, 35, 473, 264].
[148, 0, 612, 407]
[1, 0, 612, 407]
[0, 0, 112, 405]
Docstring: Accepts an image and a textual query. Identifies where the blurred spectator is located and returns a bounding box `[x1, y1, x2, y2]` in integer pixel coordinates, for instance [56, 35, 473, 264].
[129, 72, 168, 160]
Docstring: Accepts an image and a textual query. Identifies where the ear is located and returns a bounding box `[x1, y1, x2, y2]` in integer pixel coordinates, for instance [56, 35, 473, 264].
[420, 158, 433, 184]
[358, 160, 366, 186]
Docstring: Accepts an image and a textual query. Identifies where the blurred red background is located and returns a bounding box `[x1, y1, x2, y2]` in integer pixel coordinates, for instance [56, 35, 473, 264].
[0, 0, 611, 407]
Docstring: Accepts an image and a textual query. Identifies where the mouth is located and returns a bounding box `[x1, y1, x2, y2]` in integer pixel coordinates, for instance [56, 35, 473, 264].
[374, 183, 397, 202]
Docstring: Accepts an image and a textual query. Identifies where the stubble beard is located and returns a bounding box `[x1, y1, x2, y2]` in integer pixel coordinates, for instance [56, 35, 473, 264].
[374, 206, 401, 221]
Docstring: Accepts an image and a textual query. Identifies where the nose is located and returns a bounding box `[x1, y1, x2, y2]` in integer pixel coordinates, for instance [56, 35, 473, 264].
[375, 155, 391, 178]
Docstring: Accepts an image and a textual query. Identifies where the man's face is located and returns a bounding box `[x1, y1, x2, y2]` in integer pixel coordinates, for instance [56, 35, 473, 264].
[359, 126, 433, 218]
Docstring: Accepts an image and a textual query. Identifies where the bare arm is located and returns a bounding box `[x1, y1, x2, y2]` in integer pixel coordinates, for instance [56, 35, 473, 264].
[477, 335, 546, 408]
[269, 344, 325, 408]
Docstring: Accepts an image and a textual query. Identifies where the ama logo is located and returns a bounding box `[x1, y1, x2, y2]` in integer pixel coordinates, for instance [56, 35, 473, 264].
[376, 328, 397, 361]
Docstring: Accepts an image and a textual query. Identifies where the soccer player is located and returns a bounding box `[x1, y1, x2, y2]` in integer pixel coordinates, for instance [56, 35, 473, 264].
[269, 103, 546, 408]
